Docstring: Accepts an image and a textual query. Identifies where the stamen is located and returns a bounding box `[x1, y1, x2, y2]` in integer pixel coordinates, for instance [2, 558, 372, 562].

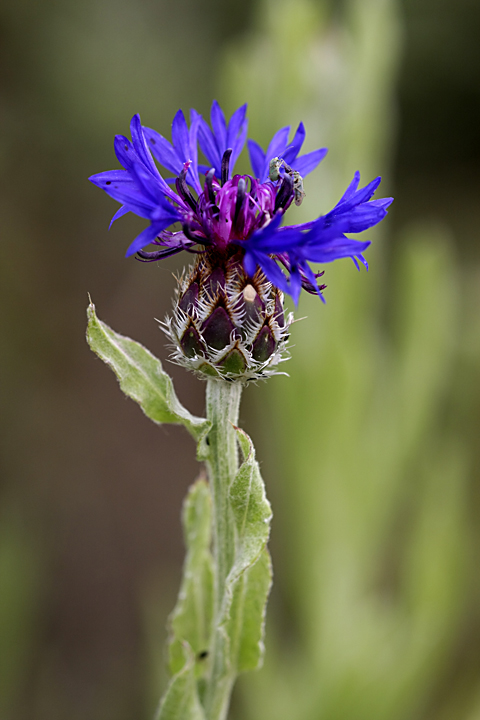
[221, 148, 233, 186]
[136, 247, 185, 262]
[274, 172, 294, 212]
[205, 168, 217, 206]
[205, 168, 220, 219]
[233, 177, 246, 226]
[182, 223, 212, 246]
[175, 165, 197, 212]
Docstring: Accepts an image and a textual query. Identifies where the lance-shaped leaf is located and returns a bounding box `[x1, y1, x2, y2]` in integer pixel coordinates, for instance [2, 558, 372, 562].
[225, 547, 273, 673]
[155, 643, 206, 720]
[168, 477, 214, 677]
[235, 547, 272, 671]
[212, 428, 273, 678]
[86, 301, 210, 441]
[229, 427, 273, 579]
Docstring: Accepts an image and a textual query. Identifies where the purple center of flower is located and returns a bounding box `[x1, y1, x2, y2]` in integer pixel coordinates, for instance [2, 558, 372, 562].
[139, 149, 296, 261]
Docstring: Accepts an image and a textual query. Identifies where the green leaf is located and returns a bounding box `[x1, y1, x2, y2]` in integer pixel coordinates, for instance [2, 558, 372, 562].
[86, 300, 210, 441]
[168, 478, 214, 677]
[155, 643, 206, 720]
[217, 428, 273, 673]
[232, 548, 273, 673]
[229, 427, 273, 579]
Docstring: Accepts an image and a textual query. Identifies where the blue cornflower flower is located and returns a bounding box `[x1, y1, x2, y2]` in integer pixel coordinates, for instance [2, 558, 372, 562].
[90, 101, 392, 378]
[89, 102, 392, 306]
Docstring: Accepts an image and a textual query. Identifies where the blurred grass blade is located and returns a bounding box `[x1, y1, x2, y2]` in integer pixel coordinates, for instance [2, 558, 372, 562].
[86, 300, 210, 441]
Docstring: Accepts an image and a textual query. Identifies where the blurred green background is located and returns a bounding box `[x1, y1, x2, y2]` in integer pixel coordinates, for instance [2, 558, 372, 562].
[1, 0, 480, 719]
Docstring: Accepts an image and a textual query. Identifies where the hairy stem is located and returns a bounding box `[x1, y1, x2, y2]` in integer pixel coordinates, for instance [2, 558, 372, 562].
[204, 379, 242, 720]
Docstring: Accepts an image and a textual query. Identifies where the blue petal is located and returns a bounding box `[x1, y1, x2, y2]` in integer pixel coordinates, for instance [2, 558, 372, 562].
[243, 250, 258, 278]
[198, 119, 221, 176]
[263, 126, 290, 180]
[226, 103, 247, 143]
[130, 114, 161, 180]
[109, 205, 129, 228]
[230, 117, 248, 174]
[335, 176, 381, 213]
[289, 263, 303, 305]
[227, 103, 247, 146]
[89, 169, 134, 188]
[341, 201, 392, 233]
[170, 110, 202, 193]
[374, 197, 394, 210]
[115, 131, 180, 205]
[150, 203, 180, 224]
[278, 220, 316, 233]
[210, 100, 227, 154]
[302, 237, 371, 264]
[101, 183, 156, 218]
[254, 253, 292, 296]
[349, 176, 382, 205]
[227, 104, 248, 174]
[291, 148, 328, 177]
[337, 171, 360, 203]
[143, 126, 181, 175]
[187, 109, 202, 193]
[114, 135, 139, 173]
[171, 110, 191, 166]
[198, 102, 248, 179]
[282, 122, 305, 165]
[249, 226, 303, 254]
[244, 213, 287, 252]
[125, 224, 162, 257]
[248, 139, 266, 180]
[300, 216, 355, 246]
[129, 161, 168, 205]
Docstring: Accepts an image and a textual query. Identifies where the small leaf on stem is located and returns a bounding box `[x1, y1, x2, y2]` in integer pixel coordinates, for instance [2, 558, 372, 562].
[86, 300, 210, 441]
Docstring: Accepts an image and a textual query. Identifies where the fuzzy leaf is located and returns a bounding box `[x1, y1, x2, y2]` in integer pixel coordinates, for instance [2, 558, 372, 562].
[86, 300, 210, 441]
[229, 547, 273, 672]
[168, 478, 214, 677]
[218, 428, 273, 673]
[155, 643, 206, 720]
[229, 427, 273, 579]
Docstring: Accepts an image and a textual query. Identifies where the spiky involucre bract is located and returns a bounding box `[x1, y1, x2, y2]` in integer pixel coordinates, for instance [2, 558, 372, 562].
[162, 253, 293, 382]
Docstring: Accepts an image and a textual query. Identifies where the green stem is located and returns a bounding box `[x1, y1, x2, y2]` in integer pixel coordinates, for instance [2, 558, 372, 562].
[204, 378, 243, 720]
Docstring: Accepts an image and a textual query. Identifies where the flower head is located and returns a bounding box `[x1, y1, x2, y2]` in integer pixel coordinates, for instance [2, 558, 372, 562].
[90, 101, 392, 380]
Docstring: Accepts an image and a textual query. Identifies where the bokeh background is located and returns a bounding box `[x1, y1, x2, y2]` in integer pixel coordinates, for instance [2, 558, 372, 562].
[1, 0, 480, 718]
